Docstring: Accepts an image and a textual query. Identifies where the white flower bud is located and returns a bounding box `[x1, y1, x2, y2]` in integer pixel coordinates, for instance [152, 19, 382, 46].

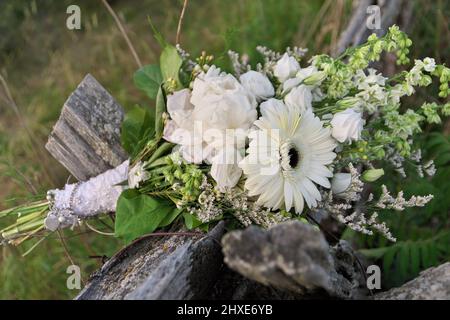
[273, 53, 300, 83]
[331, 173, 352, 194]
[303, 71, 326, 86]
[362, 168, 384, 182]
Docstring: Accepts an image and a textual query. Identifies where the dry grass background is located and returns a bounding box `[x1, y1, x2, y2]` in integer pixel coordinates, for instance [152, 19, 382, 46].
[0, 0, 448, 299]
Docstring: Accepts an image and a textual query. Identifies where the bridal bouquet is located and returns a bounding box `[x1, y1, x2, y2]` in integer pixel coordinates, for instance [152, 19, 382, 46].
[1, 26, 449, 246]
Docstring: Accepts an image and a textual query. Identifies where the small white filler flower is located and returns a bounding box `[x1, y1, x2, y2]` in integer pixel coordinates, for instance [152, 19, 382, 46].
[239, 99, 336, 213]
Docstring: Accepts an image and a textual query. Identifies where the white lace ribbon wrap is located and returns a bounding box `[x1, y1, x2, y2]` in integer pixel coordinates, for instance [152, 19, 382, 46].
[44, 160, 129, 231]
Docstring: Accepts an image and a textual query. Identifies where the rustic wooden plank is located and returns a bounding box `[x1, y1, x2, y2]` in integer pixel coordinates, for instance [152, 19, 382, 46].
[334, 0, 407, 56]
[375, 263, 450, 300]
[45, 74, 127, 181]
[76, 223, 226, 300]
[222, 221, 366, 299]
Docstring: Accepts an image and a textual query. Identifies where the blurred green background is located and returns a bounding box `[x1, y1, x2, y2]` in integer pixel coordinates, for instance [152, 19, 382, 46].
[0, 0, 448, 299]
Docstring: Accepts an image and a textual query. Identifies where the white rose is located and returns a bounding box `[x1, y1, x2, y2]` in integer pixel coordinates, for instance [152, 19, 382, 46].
[239, 70, 274, 102]
[284, 84, 312, 114]
[273, 53, 300, 83]
[331, 173, 352, 195]
[330, 108, 365, 143]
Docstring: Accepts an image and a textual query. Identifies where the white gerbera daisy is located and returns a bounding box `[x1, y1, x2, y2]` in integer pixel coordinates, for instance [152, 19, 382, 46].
[239, 99, 336, 213]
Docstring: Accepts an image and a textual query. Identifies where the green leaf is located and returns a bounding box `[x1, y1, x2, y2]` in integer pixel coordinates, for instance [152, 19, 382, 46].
[383, 246, 398, 272]
[121, 105, 155, 156]
[182, 212, 203, 230]
[159, 208, 182, 228]
[398, 244, 410, 280]
[420, 242, 430, 268]
[160, 45, 182, 86]
[410, 243, 421, 276]
[133, 64, 163, 100]
[155, 86, 166, 136]
[359, 247, 389, 259]
[115, 189, 176, 244]
[147, 16, 167, 47]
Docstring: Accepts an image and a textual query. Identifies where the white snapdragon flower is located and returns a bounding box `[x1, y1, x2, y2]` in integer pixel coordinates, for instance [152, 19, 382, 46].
[423, 57, 436, 72]
[239, 70, 274, 102]
[273, 53, 300, 83]
[355, 68, 387, 90]
[330, 108, 365, 143]
[128, 161, 150, 189]
[415, 57, 436, 73]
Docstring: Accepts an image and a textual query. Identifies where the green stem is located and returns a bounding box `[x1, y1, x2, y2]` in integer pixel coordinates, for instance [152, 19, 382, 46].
[1, 218, 46, 238]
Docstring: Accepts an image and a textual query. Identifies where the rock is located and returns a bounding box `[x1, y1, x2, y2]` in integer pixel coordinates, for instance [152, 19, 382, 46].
[222, 221, 366, 299]
[375, 263, 450, 300]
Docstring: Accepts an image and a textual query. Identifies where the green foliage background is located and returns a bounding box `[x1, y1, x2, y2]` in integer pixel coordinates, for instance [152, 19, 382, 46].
[0, 0, 448, 298]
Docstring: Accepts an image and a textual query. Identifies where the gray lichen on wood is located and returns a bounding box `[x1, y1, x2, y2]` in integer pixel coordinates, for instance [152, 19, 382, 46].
[375, 263, 450, 300]
[45, 74, 127, 181]
[222, 221, 366, 299]
[334, 0, 410, 56]
[77, 222, 226, 300]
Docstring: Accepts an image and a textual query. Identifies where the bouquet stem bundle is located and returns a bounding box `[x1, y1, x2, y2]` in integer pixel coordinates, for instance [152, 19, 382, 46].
[0, 201, 49, 245]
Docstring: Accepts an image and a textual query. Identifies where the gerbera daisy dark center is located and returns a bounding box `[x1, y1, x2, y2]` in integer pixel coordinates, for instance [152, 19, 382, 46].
[280, 141, 301, 171]
[288, 147, 300, 169]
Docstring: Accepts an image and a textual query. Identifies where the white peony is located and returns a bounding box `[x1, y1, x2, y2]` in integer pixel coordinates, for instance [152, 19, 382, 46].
[330, 108, 365, 143]
[331, 173, 352, 195]
[284, 84, 312, 114]
[163, 89, 206, 163]
[239, 70, 274, 102]
[164, 65, 258, 188]
[273, 53, 300, 83]
[190, 66, 257, 131]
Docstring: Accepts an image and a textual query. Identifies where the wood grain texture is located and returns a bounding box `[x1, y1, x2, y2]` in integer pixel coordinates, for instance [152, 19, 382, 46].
[45, 74, 127, 181]
[334, 0, 407, 56]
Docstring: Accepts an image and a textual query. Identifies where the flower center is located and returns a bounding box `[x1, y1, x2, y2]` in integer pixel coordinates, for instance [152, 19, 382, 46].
[288, 147, 300, 168]
[280, 140, 301, 171]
